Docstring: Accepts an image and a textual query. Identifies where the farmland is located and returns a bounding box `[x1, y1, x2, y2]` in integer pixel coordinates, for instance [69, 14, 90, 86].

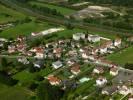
[0, 4, 26, 24]
[28, 1, 76, 15]
[107, 46, 133, 65]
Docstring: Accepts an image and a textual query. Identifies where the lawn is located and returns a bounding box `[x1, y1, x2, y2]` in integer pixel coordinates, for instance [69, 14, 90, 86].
[106, 46, 133, 65]
[0, 4, 26, 24]
[0, 83, 32, 100]
[13, 70, 36, 83]
[0, 21, 52, 39]
[29, 1, 76, 15]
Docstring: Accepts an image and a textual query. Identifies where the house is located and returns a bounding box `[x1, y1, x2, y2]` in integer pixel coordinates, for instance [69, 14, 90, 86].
[53, 48, 62, 54]
[82, 51, 90, 59]
[16, 43, 26, 52]
[114, 38, 121, 47]
[128, 95, 133, 100]
[47, 75, 61, 85]
[33, 47, 44, 59]
[96, 76, 107, 86]
[93, 66, 104, 74]
[8, 45, 16, 53]
[127, 36, 133, 42]
[102, 86, 118, 95]
[17, 35, 25, 42]
[110, 67, 119, 76]
[73, 33, 85, 40]
[34, 60, 44, 68]
[70, 63, 80, 75]
[53, 48, 62, 58]
[88, 35, 100, 42]
[31, 32, 40, 36]
[66, 59, 75, 66]
[118, 85, 130, 95]
[52, 61, 63, 69]
[99, 45, 108, 54]
[18, 57, 29, 65]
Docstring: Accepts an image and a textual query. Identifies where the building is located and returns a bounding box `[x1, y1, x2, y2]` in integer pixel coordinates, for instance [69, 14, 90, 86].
[70, 63, 80, 75]
[110, 67, 119, 76]
[102, 86, 118, 95]
[93, 66, 104, 74]
[16, 43, 26, 52]
[31, 32, 40, 36]
[96, 76, 107, 87]
[8, 45, 16, 53]
[18, 57, 29, 65]
[33, 47, 44, 59]
[114, 38, 121, 47]
[52, 61, 63, 69]
[118, 85, 130, 95]
[73, 33, 85, 40]
[34, 60, 44, 68]
[88, 35, 100, 42]
[17, 35, 25, 42]
[47, 75, 61, 85]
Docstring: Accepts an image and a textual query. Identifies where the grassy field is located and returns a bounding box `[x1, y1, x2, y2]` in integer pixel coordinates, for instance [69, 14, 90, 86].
[0, 83, 31, 100]
[0, 21, 52, 39]
[107, 46, 133, 65]
[29, 1, 76, 15]
[13, 70, 36, 83]
[0, 4, 26, 24]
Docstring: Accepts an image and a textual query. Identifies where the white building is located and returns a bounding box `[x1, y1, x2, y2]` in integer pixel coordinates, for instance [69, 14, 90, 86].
[88, 35, 100, 42]
[114, 38, 121, 47]
[96, 77, 107, 86]
[110, 67, 119, 76]
[73, 33, 85, 40]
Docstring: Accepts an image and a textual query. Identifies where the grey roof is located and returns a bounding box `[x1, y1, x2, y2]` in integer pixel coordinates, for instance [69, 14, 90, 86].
[52, 61, 62, 66]
[102, 86, 118, 95]
[34, 60, 44, 66]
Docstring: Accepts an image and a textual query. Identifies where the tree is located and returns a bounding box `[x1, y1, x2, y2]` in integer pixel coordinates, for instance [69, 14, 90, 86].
[37, 81, 64, 100]
[1, 57, 8, 68]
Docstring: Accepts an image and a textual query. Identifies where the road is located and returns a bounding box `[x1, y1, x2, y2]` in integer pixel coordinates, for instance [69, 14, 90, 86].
[0, 54, 35, 59]
[0, 0, 132, 37]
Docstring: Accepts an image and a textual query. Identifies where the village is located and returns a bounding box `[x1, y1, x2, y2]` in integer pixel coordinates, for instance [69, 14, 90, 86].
[0, 27, 133, 100]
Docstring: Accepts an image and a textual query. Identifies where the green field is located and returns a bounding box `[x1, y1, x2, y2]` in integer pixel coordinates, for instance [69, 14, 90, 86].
[0, 4, 26, 24]
[107, 46, 133, 65]
[0, 21, 52, 39]
[0, 83, 31, 100]
[29, 1, 76, 15]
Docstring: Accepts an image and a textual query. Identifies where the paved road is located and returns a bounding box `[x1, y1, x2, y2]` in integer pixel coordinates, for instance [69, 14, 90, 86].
[0, 54, 35, 59]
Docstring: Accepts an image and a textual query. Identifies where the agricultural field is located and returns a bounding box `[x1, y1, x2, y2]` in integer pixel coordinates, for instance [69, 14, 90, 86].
[28, 1, 76, 15]
[0, 83, 32, 100]
[107, 46, 133, 65]
[0, 4, 26, 24]
[0, 21, 53, 39]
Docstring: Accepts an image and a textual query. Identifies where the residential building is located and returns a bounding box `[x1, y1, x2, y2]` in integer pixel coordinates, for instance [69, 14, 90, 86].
[47, 75, 61, 85]
[73, 33, 85, 40]
[110, 67, 119, 76]
[88, 35, 100, 42]
[93, 66, 104, 74]
[70, 63, 80, 75]
[96, 76, 107, 86]
[114, 38, 121, 47]
[102, 86, 118, 95]
[52, 61, 63, 69]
